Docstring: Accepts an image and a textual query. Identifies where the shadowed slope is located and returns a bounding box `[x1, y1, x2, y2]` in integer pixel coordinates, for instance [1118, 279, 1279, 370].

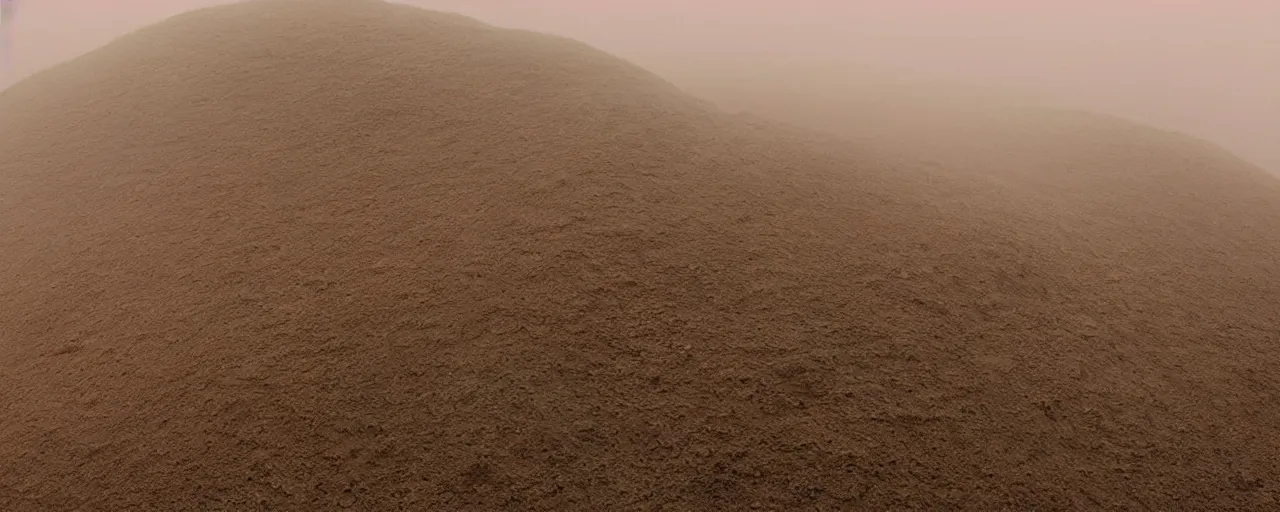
[2, 1, 1279, 510]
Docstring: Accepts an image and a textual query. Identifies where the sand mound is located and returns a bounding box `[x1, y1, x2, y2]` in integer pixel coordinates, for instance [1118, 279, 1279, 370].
[2, 1, 1279, 509]
[700, 76, 1280, 321]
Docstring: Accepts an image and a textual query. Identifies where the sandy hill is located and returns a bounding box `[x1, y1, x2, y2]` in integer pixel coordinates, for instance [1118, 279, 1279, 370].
[1, 0, 1279, 510]
[695, 74, 1280, 320]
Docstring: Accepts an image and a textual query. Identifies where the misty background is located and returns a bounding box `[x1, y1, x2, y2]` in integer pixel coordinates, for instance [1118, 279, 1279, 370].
[7, 0, 1277, 174]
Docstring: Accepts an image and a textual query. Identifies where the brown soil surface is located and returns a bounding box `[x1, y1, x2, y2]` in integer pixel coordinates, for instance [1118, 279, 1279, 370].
[2, 1, 1279, 510]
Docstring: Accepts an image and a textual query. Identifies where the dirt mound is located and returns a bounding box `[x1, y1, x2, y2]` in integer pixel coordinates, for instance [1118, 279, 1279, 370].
[2, 1, 1279, 509]
[696, 75, 1280, 323]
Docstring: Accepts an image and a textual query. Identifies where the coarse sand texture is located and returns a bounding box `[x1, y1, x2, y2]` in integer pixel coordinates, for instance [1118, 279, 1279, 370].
[1, 0, 1279, 509]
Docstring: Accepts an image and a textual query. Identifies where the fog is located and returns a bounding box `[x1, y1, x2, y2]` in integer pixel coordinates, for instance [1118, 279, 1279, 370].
[7, 0, 1278, 173]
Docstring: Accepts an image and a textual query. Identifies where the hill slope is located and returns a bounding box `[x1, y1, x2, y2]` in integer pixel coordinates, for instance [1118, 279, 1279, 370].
[696, 72, 1280, 322]
[1, 0, 1279, 509]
